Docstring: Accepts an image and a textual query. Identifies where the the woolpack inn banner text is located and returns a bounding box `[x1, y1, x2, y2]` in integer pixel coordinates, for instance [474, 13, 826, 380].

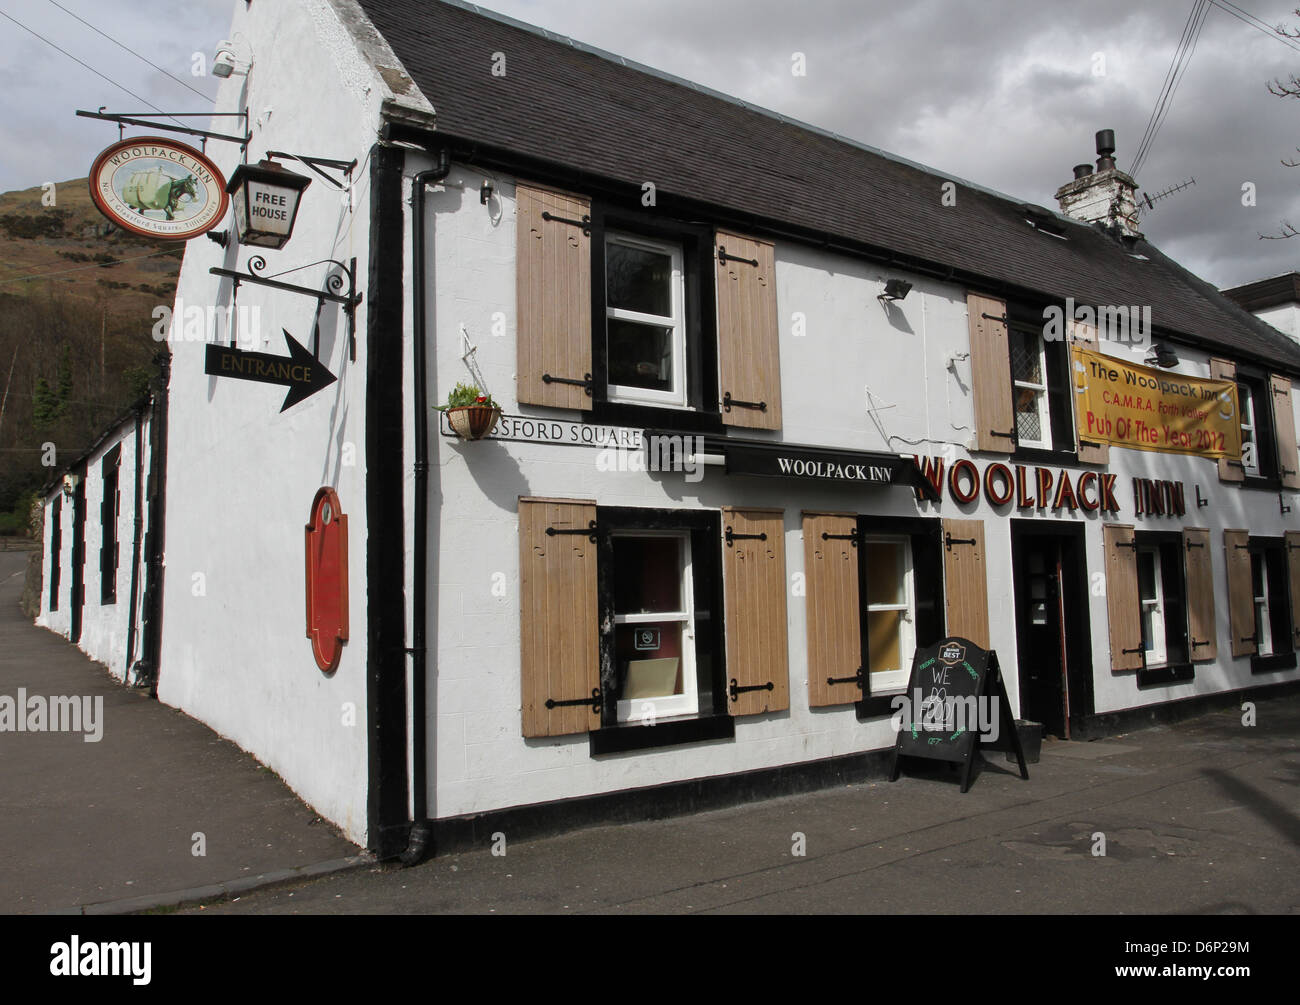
[1070, 346, 1242, 458]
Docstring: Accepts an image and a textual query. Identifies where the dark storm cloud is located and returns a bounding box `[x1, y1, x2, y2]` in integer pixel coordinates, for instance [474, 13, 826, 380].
[3, 0, 1299, 288]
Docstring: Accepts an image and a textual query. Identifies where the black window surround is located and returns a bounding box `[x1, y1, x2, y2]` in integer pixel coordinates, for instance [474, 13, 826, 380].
[1133, 529, 1193, 687]
[586, 202, 724, 435]
[1007, 304, 1077, 465]
[1234, 367, 1282, 489]
[591, 506, 729, 754]
[49, 499, 61, 612]
[1247, 535, 1294, 673]
[856, 515, 945, 720]
[99, 445, 120, 606]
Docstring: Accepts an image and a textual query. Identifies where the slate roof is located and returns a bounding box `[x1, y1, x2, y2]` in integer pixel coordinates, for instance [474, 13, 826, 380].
[356, 0, 1300, 371]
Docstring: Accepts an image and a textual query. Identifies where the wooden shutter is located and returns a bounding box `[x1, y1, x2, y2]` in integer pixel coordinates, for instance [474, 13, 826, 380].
[519, 497, 600, 737]
[1223, 529, 1256, 658]
[1069, 321, 1110, 465]
[721, 507, 789, 715]
[716, 231, 781, 430]
[1103, 524, 1143, 671]
[1183, 527, 1217, 661]
[967, 293, 1014, 454]
[1285, 531, 1300, 652]
[941, 518, 989, 649]
[802, 512, 861, 708]
[1270, 374, 1300, 490]
[1210, 359, 1244, 483]
[516, 182, 592, 410]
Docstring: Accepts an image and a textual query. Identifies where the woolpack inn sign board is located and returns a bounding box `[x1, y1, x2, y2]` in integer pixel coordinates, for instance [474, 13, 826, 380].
[88, 137, 228, 241]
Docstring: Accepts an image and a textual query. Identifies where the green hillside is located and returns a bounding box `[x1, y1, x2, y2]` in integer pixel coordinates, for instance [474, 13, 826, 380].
[0, 177, 182, 527]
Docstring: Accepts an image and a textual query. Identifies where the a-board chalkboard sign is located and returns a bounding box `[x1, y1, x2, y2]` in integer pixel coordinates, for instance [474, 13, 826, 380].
[889, 636, 1028, 792]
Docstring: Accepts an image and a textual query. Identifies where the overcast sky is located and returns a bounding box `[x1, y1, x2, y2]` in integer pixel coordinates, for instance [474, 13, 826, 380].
[2, 0, 1299, 289]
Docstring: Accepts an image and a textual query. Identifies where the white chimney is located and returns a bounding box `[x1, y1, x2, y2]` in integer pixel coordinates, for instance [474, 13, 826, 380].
[1055, 129, 1142, 239]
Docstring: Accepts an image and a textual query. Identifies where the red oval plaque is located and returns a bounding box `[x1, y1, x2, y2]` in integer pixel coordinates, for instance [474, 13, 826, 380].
[305, 487, 349, 673]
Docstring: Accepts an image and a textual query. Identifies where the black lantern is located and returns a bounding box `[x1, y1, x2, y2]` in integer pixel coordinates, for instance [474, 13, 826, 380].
[225, 158, 312, 249]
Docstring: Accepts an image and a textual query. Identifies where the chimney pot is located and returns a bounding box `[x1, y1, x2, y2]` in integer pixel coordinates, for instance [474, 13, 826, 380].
[1073, 163, 1093, 180]
[1095, 128, 1117, 171]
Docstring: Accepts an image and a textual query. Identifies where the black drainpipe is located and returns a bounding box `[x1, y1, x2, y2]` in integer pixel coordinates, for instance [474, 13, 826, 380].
[400, 146, 451, 866]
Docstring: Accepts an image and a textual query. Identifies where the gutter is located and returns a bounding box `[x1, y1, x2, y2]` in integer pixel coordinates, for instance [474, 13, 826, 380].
[123, 398, 147, 679]
[400, 145, 451, 866]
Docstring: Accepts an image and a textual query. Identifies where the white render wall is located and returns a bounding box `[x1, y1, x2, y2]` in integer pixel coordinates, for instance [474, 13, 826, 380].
[36, 416, 151, 682]
[415, 160, 1300, 821]
[151, 0, 425, 846]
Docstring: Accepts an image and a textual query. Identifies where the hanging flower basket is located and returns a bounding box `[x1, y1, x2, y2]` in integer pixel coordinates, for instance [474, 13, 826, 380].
[446, 404, 502, 440]
[438, 383, 502, 441]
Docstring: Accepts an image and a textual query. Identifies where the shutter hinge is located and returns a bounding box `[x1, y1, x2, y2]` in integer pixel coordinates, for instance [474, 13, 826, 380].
[725, 525, 768, 547]
[821, 529, 859, 547]
[826, 667, 866, 690]
[546, 520, 598, 543]
[1191, 638, 1211, 649]
[1078, 438, 1104, 449]
[541, 372, 594, 396]
[981, 312, 1009, 323]
[718, 246, 759, 267]
[729, 678, 775, 701]
[540, 210, 591, 236]
[1121, 646, 1144, 655]
[1114, 538, 1138, 551]
[990, 428, 1016, 440]
[945, 532, 977, 551]
[722, 391, 767, 413]
[545, 687, 601, 712]
[1185, 539, 1205, 551]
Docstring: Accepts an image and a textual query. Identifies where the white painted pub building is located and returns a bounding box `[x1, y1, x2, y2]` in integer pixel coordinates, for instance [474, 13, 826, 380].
[37, 0, 1300, 856]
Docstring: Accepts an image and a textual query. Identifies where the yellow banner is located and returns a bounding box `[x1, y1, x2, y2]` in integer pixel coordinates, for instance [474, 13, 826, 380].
[1071, 347, 1241, 458]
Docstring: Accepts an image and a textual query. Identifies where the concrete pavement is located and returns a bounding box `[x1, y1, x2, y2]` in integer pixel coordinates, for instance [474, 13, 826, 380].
[185, 688, 1300, 914]
[0, 550, 362, 914]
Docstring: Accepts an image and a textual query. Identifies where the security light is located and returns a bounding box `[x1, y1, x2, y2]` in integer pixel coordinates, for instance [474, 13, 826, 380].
[879, 279, 912, 302]
[1146, 342, 1179, 368]
[212, 39, 250, 78]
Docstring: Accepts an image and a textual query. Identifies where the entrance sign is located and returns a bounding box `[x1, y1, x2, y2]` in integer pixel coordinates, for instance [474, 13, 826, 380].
[1071, 346, 1241, 459]
[204, 329, 337, 411]
[88, 137, 228, 241]
[890, 636, 1028, 792]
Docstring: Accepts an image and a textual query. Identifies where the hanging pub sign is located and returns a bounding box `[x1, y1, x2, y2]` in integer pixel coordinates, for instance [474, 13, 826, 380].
[1070, 346, 1241, 459]
[88, 137, 228, 241]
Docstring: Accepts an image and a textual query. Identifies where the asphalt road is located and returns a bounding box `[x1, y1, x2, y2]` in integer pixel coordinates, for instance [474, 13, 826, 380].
[0, 550, 359, 914]
[186, 692, 1300, 914]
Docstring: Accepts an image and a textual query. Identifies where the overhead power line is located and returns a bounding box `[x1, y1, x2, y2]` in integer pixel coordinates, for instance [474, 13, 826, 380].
[44, 0, 215, 103]
[0, 8, 185, 128]
[1133, 0, 1211, 179]
[1209, 0, 1300, 52]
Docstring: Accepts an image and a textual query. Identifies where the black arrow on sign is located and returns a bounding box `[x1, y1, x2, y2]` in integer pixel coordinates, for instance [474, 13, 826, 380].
[204, 329, 337, 411]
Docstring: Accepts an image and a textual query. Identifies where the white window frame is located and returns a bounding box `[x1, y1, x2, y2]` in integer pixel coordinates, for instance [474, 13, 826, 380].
[605, 232, 688, 408]
[1137, 544, 1166, 667]
[612, 529, 699, 722]
[1252, 550, 1274, 657]
[863, 534, 915, 693]
[1012, 329, 1053, 450]
[1240, 383, 1260, 477]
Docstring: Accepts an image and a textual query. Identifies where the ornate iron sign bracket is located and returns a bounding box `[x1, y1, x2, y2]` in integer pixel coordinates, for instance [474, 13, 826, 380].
[210, 255, 363, 361]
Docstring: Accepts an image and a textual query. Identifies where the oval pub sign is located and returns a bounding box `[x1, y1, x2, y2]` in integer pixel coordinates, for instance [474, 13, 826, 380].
[88, 137, 228, 241]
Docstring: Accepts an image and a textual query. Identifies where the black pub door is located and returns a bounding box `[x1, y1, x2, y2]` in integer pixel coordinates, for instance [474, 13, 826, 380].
[1010, 522, 1092, 739]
